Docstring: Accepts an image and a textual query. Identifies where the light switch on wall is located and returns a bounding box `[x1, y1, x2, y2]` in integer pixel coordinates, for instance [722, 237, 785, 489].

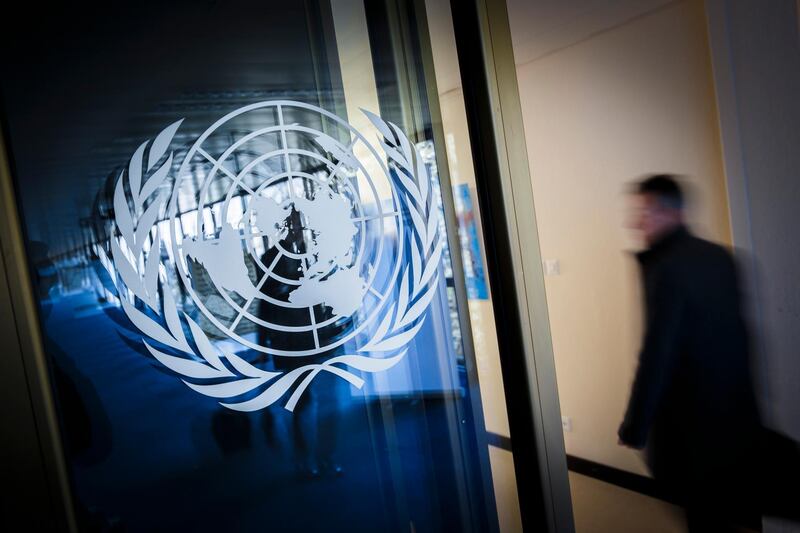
[561, 416, 572, 432]
[543, 259, 560, 276]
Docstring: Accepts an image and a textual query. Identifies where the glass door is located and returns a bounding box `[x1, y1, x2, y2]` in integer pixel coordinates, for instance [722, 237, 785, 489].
[0, 1, 529, 531]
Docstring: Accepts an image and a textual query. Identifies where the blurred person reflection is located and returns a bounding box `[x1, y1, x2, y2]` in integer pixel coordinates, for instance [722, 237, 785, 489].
[257, 204, 345, 479]
[617, 175, 762, 531]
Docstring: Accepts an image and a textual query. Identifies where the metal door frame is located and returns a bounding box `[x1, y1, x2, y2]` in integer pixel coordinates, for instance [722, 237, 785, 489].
[0, 127, 76, 530]
[449, 0, 574, 531]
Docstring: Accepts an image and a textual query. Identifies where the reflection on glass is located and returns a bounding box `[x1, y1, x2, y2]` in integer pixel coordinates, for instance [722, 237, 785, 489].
[0, 0, 511, 531]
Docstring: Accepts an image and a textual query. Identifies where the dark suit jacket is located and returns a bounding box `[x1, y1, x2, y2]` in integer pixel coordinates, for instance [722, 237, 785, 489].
[618, 226, 761, 493]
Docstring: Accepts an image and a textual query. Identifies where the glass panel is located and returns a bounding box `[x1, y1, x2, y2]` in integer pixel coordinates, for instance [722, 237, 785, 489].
[421, 2, 523, 530]
[2, 1, 519, 531]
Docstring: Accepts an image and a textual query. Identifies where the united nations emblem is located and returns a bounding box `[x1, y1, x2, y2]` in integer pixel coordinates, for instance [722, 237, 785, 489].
[100, 101, 444, 412]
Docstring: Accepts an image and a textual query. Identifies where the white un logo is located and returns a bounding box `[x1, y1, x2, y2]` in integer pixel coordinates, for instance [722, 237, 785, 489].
[106, 100, 442, 411]
[168, 101, 404, 357]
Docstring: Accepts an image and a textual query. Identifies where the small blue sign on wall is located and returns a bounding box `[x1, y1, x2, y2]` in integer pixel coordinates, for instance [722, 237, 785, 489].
[454, 184, 489, 300]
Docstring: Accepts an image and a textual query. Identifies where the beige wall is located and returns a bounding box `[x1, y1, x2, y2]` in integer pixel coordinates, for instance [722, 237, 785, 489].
[510, 0, 731, 474]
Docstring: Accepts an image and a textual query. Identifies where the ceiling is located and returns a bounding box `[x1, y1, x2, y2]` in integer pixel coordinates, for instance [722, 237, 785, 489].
[1, 1, 327, 259]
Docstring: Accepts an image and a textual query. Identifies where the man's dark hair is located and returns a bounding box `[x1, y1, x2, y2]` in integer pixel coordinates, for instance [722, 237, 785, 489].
[635, 174, 684, 210]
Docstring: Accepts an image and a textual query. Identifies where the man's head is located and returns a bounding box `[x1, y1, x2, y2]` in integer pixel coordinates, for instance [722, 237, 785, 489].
[629, 174, 685, 246]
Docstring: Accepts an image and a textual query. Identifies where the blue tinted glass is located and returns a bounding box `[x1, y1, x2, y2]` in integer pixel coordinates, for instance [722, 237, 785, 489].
[1, 1, 501, 531]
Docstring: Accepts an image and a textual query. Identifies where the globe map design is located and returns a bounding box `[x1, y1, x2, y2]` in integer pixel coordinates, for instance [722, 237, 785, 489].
[262, 193, 362, 316]
[168, 101, 404, 357]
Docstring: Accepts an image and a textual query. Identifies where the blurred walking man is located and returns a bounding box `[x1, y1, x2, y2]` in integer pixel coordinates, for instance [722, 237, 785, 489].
[618, 175, 761, 532]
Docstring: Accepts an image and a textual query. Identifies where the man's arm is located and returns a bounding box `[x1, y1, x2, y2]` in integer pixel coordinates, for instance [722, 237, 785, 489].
[618, 268, 685, 448]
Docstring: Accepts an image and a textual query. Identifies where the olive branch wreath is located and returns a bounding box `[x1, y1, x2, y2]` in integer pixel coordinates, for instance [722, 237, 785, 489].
[99, 107, 444, 412]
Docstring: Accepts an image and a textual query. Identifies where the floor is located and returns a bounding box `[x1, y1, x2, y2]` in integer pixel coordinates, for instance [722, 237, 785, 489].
[569, 471, 688, 533]
[568, 472, 786, 533]
[45, 293, 494, 532]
